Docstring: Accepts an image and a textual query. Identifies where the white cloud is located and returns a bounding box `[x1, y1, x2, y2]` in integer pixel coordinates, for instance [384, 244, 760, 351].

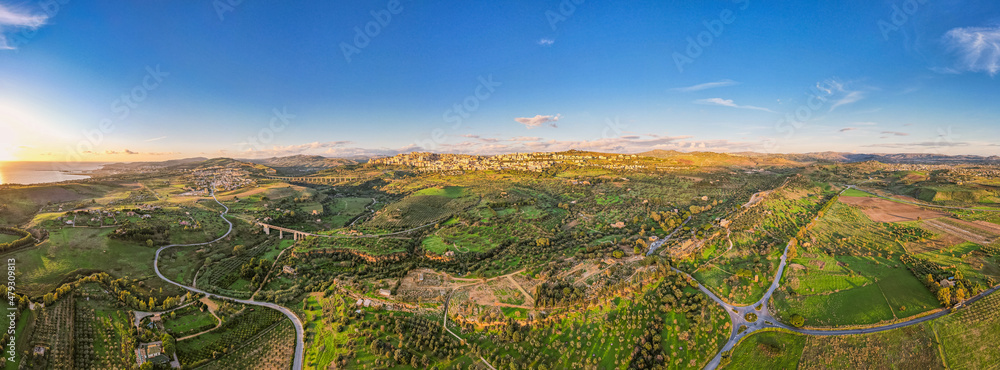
[817, 79, 868, 112]
[0, 4, 48, 50]
[144, 136, 168, 142]
[694, 98, 776, 113]
[538, 38, 555, 46]
[830, 91, 866, 112]
[515, 114, 561, 129]
[944, 26, 1000, 76]
[671, 79, 739, 92]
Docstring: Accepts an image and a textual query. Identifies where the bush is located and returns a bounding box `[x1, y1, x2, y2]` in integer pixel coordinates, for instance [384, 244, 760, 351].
[790, 314, 805, 328]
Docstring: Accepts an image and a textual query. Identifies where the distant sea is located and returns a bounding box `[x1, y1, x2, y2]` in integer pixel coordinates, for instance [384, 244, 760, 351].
[0, 162, 108, 185]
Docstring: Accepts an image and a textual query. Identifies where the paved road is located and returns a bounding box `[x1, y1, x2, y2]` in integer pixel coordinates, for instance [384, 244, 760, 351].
[647, 216, 693, 256]
[786, 283, 1000, 336]
[152, 188, 305, 370]
[698, 186, 1000, 369]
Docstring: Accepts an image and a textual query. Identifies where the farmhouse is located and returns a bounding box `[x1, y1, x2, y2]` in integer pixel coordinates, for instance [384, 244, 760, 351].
[136, 341, 170, 366]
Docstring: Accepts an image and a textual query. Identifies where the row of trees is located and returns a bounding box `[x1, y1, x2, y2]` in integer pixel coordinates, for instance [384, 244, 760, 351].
[0, 227, 33, 252]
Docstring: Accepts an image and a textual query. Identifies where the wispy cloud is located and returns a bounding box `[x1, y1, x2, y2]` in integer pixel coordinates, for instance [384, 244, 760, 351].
[239, 140, 353, 153]
[515, 114, 561, 129]
[538, 38, 555, 46]
[881, 131, 910, 137]
[839, 127, 857, 132]
[144, 136, 168, 142]
[817, 79, 868, 112]
[83, 149, 178, 156]
[863, 141, 969, 148]
[461, 134, 501, 143]
[0, 4, 48, 50]
[671, 79, 739, 93]
[694, 98, 775, 113]
[943, 26, 1000, 76]
[222, 133, 771, 158]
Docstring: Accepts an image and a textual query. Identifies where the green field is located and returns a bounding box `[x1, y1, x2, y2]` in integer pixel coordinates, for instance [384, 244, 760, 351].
[300, 202, 324, 215]
[933, 290, 1000, 369]
[801, 324, 943, 369]
[164, 305, 219, 337]
[8, 228, 163, 296]
[842, 188, 878, 198]
[414, 186, 466, 198]
[725, 330, 806, 369]
[0, 233, 19, 244]
[775, 255, 940, 327]
[421, 235, 452, 254]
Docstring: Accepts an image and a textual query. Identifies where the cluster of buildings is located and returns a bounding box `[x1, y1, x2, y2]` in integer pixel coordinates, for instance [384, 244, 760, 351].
[873, 163, 1000, 185]
[189, 166, 256, 191]
[370, 152, 648, 173]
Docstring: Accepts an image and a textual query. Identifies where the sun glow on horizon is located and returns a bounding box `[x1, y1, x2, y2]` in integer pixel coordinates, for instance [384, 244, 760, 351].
[0, 139, 16, 161]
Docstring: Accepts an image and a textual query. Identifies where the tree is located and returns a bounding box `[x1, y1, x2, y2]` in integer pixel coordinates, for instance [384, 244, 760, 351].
[937, 287, 952, 306]
[954, 288, 967, 303]
[146, 239, 154, 247]
[790, 314, 805, 328]
[161, 333, 176, 355]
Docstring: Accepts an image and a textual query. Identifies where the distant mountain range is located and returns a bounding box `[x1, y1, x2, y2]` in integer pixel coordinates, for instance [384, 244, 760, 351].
[241, 155, 358, 169]
[98, 151, 1000, 174]
[639, 150, 1000, 165]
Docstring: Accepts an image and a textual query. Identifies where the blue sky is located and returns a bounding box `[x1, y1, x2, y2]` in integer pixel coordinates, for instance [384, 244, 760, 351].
[0, 0, 998, 161]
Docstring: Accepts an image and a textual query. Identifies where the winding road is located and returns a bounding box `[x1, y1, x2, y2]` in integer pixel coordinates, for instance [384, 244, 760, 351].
[152, 187, 305, 370]
[148, 183, 999, 370]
